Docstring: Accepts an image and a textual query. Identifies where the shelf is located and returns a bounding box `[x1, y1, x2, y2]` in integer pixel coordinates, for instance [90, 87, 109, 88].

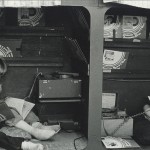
[0, 26, 65, 37]
[104, 38, 150, 49]
[5, 57, 63, 61]
[103, 70, 150, 79]
[5, 57, 63, 67]
[7, 63, 63, 67]
[38, 99, 81, 103]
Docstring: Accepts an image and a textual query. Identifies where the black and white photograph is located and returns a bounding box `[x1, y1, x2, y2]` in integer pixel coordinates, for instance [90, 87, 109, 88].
[0, 0, 150, 150]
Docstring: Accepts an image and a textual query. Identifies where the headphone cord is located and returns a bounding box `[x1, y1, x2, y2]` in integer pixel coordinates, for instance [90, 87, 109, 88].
[24, 72, 42, 101]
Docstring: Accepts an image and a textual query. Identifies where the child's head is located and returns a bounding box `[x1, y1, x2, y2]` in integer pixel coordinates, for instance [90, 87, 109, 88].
[0, 57, 7, 77]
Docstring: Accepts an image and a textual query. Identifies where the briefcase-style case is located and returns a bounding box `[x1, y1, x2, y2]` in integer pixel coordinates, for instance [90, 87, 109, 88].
[38, 78, 82, 100]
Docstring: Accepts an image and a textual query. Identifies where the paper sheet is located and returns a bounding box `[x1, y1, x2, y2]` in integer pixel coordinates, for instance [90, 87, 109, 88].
[103, 0, 150, 9]
[102, 136, 140, 149]
[5, 97, 35, 120]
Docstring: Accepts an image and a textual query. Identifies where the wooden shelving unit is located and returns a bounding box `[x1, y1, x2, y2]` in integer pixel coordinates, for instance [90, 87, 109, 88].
[0, 2, 107, 150]
[1, 1, 149, 150]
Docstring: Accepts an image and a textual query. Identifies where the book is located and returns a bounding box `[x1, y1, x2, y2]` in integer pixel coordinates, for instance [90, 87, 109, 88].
[5, 97, 35, 120]
[102, 136, 140, 149]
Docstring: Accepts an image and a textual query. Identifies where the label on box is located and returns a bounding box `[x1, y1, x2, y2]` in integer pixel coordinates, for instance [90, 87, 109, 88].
[122, 16, 147, 39]
[103, 49, 129, 70]
[18, 8, 45, 26]
[104, 15, 121, 38]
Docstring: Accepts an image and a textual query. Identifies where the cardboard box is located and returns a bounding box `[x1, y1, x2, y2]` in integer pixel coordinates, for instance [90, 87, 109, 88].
[101, 118, 133, 137]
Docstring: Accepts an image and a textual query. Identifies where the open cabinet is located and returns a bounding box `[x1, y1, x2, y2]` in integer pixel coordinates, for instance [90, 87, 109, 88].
[0, 2, 105, 150]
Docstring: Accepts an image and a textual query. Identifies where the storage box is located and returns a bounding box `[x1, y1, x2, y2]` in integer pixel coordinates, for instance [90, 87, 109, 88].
[103, 49, 129, 70]
[101, 118, 133, 137]
[39, 79, 82, 99]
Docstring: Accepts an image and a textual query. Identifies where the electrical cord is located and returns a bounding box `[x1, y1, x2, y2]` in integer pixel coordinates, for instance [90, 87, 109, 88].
[24, 72, 42, 101]
[61, 129, 75, 133]
[102, 116, 109, 136]
[73, 136, 86, 150]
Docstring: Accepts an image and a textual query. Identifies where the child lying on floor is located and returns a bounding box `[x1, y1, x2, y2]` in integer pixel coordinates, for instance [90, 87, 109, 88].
[134, 97, 150, 145]
[0, 57, 60, 141]
[0, 131, 43, 150]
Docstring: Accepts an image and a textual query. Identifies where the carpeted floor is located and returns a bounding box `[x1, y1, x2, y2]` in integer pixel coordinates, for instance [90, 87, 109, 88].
[39, 131, 87, 150]
[0, 131, 87, 150]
